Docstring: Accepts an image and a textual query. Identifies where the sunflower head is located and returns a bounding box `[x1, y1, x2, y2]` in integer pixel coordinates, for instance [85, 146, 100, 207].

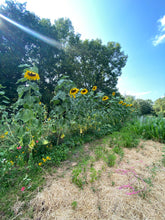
[81, 88, 88, 95]
[69, 88, 79, 98]
[122, 102, 126, 105]
[119, 101, 123, 104]
[102, 96, 109, 101]
[112, 92, 115, 96]
[92, 86, 97, 91]
[24, 70, 40, 81]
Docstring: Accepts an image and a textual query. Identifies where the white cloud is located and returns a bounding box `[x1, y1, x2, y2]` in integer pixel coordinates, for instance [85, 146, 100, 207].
[153, 34, 165, 46]
[119, 90, 152, 98]
[153, 15, 165, 46]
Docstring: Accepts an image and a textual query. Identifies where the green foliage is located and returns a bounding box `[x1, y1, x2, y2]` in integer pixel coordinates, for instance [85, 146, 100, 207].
[0, 1, 127, 109]
[71, 201, 78, 210]
[90, 167, 98, 183]
[153, 97, 165, 116]
[132, 116, 165, 142]
[94, 146, 105, 160]
[106, 153, 116, 167]
[112, 145, 124, 158]
[133, 99, 154, 115]
[109, 129, 140, 149]
[0, 84, 10, 120]
[65, 39, 127, 95]
[71, 166, 86, 189]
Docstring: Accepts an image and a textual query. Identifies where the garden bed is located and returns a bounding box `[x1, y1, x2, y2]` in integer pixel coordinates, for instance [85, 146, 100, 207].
[18, 140, 165, 220]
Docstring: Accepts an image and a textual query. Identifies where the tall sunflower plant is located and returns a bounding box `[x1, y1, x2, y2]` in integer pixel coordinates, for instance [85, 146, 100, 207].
[50, 76, 77, 143]
[10, 65, 48, 163]
[67, 86, 103, 135]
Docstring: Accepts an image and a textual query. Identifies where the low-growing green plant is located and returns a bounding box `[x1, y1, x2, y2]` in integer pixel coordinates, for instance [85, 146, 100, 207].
[112, 181, 115, 186]
[90, 167, 98, 183]
[109, 129, 140, 149]
[71, 201, 78, 210]
[112, 146, 124, 158]
[106, 153, 116, 167]
[71, 166, 86, 189]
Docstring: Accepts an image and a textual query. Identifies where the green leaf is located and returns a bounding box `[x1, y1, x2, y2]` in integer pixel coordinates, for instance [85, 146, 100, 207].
[2, 100, 10, 104]
[29, 82, 39, 91]
[42, 139, 49, 145]
[22, 109, 34, 122]
[57, 91, 66, 101]
[24, 96, 35, 106]
[0, 91, 5, 95]
[16, 78, 27, 84]
[17, 87, 25, 98]
[51, 98, 60, 105]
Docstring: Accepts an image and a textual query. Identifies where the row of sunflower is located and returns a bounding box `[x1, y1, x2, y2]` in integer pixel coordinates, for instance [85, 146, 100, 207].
[69, 86, 117, 102]
[0, 67, 135, 170]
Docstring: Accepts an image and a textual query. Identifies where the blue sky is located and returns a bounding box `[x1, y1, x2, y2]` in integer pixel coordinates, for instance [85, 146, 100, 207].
[1, 0, 165, 101]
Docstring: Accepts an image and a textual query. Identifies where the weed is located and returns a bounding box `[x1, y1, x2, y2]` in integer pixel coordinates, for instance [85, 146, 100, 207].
[112, 145, 124, 158]
[71, 201, 78, 210]
[90, 167, 98, 183]
[71, 166, 86, 189]
[112, 181, 115, 186]
[94, 146, 104, 160]
[106, 153, 116, 167]
[91, 186, 96, 193]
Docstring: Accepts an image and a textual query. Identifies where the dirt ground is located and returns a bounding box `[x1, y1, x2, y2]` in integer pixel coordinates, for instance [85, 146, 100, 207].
[17, 140, 165, 220]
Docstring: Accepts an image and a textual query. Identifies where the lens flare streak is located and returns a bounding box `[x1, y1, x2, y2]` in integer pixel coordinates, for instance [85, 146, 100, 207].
[0, 13, 62, 49]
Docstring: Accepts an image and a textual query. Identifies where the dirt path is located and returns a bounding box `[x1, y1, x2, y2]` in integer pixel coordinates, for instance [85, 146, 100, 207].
[20, 140, 165, 220]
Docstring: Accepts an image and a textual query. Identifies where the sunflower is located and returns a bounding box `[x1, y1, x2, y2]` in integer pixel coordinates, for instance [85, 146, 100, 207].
[112, 92, 115, 96]
[130, 104, 133, 107]
[92, 86, 97, 91]
[126, 104, 130, 107]
[119, 101, 123, 104]
[81, 88, 88, 95]
[102, 96, 109, 101]
[122, 102, 126, 105]
[24, 70, 40, 81]
[69, 88, 79, 98]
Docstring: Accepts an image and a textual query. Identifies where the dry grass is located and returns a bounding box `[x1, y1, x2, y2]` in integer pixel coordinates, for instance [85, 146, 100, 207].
[19, 140, 165, 220]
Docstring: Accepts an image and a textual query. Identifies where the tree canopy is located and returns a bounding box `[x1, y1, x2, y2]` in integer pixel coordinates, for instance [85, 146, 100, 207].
[0, 0, 127, 106]
[153, 97, 165, 116]
[133, 99, 153, 115]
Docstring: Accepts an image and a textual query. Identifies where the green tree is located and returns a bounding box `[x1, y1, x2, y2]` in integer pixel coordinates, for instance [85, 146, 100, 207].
[0, 1, 72, 105]
[63, 38, 127, 95]
[153, 97, 165, 116]
[0, 0, 127, 109]
[133, 99, 153, 115]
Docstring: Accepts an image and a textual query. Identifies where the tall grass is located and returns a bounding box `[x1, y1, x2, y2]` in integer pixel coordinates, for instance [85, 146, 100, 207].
[127, 116, 165, 143]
